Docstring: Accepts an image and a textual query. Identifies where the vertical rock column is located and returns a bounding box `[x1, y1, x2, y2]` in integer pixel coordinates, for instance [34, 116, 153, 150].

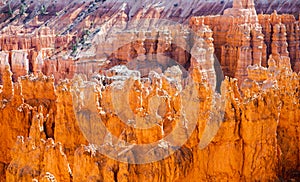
[0, 66, 30, 181]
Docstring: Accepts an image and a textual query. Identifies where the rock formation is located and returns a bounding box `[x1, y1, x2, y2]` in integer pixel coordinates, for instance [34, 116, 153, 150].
[258, 11, 300, 72]
[92, 23, 215, 85]
[190, 0, 300, 84]
[0, 0, 299, 181]
[1, 53, 299, 181]
[0, 0, 299, 85]
[190, 0, 264, 84]
[0, 26, 74, 82]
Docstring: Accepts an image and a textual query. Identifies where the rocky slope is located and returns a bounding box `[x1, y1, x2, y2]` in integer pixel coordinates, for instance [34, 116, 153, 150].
[0, 0, 300, 181]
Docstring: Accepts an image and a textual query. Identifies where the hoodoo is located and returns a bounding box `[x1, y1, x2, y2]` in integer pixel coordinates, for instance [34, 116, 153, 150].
[0, 0, 299, 181]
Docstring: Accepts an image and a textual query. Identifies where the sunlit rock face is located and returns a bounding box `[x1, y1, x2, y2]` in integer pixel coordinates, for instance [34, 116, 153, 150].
[0, 0, 300, 181]
[2, 52, 300, 181]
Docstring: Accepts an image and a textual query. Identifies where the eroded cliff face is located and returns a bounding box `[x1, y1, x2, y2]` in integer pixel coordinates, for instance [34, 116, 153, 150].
[0, 67, 87, 181]
[0, 26, 74, 83]
[0, 0, 299, 85]
[190, 1, 300, 84]
[258, 11, 300, 73]
[0, 0, 300, 181]
[0, 53, 299, 181]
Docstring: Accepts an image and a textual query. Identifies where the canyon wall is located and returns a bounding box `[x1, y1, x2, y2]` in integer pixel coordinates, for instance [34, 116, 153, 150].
[0, 0, 299, 181]
[0, 53, 299, 181]
[0, 0, 299, 85]
[258, 11, 300, 72]
[190, 1, 300, 84]
[0, 26, 74, 83]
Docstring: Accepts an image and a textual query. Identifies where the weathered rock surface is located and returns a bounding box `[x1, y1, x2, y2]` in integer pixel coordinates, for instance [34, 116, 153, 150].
[6, 118, 71, 182]
[190, 0, 300, 84]
[0, 66, 86, 181]
[0, 55, 299, 181]
[0, 0, 299, 181]
[0, 26, 74, 83]
[0, 0, 299, 85]
[258, 11, 300, 73]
